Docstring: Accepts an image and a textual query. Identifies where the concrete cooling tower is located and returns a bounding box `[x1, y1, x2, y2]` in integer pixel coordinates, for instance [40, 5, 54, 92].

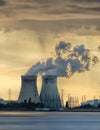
[18, 75, 40, 103]
[40, 75, 62, 108]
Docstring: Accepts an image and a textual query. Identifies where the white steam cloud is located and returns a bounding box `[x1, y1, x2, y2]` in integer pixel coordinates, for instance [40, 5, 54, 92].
[26, 41, 99, 77]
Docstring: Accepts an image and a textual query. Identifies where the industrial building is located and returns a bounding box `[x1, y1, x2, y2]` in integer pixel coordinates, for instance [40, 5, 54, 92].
[0, 98, 6, 104]
[81, 99, 100, 108]
[18, 75, 40, 103]
[18, 75, 62, 109]
[67, 96, 79, 108]
[40, 75, 62, 108]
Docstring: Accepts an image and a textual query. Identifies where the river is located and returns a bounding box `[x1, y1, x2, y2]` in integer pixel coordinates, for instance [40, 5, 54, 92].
[0, 112, 100, 130]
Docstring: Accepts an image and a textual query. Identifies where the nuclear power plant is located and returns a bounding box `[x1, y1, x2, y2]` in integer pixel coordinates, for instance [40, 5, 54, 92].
[17, 41, 98, 110]
[18, 75, 40, 104]
[40, 75, 61, 108]
[18, 75, 62, 109]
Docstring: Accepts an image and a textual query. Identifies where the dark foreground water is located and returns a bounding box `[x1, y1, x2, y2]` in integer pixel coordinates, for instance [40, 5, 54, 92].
[0, 112, 100, 130]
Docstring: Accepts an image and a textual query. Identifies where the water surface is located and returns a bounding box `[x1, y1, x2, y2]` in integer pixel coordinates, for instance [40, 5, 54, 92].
[0, 112, 100, 130]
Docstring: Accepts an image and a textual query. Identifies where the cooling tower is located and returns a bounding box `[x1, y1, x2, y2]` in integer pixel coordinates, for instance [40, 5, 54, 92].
[40, 75, 62, 108]
[18, 75, 40, 103]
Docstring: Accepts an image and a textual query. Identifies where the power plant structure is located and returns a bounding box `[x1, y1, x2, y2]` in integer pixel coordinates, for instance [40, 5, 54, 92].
[18, 75, 40, 103]
[18, 75, 62, 109]
[40, 75, 61, 108]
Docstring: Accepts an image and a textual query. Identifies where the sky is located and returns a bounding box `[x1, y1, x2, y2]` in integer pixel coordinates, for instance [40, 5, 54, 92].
[0, 0, 100, 103]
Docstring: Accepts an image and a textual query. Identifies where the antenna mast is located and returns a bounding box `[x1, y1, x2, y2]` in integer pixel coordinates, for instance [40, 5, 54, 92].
[8, 88, 11, 100]
[61, 89, 64, 107]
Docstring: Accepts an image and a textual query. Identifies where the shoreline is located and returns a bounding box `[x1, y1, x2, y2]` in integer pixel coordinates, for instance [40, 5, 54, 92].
[0, 108, 100, 112]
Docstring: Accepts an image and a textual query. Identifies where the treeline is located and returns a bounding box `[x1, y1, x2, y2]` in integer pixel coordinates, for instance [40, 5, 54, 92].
[0, 102, 44, 111]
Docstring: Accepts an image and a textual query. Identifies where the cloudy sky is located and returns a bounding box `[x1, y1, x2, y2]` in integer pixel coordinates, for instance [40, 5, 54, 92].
[0, 0, 100, 102]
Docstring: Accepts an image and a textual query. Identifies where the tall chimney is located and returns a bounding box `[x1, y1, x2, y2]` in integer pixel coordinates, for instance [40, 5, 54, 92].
[40, 75, 62, 108]
[18, 75, 40, 103]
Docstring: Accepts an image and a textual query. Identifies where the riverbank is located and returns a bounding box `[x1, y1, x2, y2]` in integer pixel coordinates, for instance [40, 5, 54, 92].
[0, 108, 100, 112]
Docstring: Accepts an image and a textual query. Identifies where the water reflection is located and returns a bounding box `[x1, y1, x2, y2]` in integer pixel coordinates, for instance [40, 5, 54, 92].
[0, 112, 100, 130]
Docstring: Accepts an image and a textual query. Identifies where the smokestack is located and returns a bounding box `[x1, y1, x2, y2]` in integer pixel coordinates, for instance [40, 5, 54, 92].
[40, 75, 62, 108]
[18, 75, 40, 103]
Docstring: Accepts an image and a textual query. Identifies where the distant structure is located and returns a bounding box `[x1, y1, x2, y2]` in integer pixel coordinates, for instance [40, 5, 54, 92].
[18, 75, 40, 103]
[40, 75, 62, 108]
[61, 89, 64, 107]
[68, 96, 79, 108]
[81, 99, 100, 108]
[8, 88, 11, 100]
[82, 95, 86, 102]
[0, 98, 6, 104]
[68, 96, 74, 108]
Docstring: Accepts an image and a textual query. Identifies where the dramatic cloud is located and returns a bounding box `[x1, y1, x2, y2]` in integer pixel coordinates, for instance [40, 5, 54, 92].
[0, 0, 100, 21]
[0, 0, 6, 6]
[1, 18, 100, 36]
[96, 26, 100, 31]
[26, 41, 99, 77]
[0, 0, 100, 100]
[70, 0, 100, 3]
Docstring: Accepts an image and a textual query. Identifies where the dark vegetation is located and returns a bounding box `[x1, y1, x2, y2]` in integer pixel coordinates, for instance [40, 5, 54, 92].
[0, 101, 44, 111]
[1, 101, 100, 111]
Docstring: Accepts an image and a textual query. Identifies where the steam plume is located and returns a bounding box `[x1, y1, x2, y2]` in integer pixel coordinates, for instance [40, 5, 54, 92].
[26, 41, 99, 77]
